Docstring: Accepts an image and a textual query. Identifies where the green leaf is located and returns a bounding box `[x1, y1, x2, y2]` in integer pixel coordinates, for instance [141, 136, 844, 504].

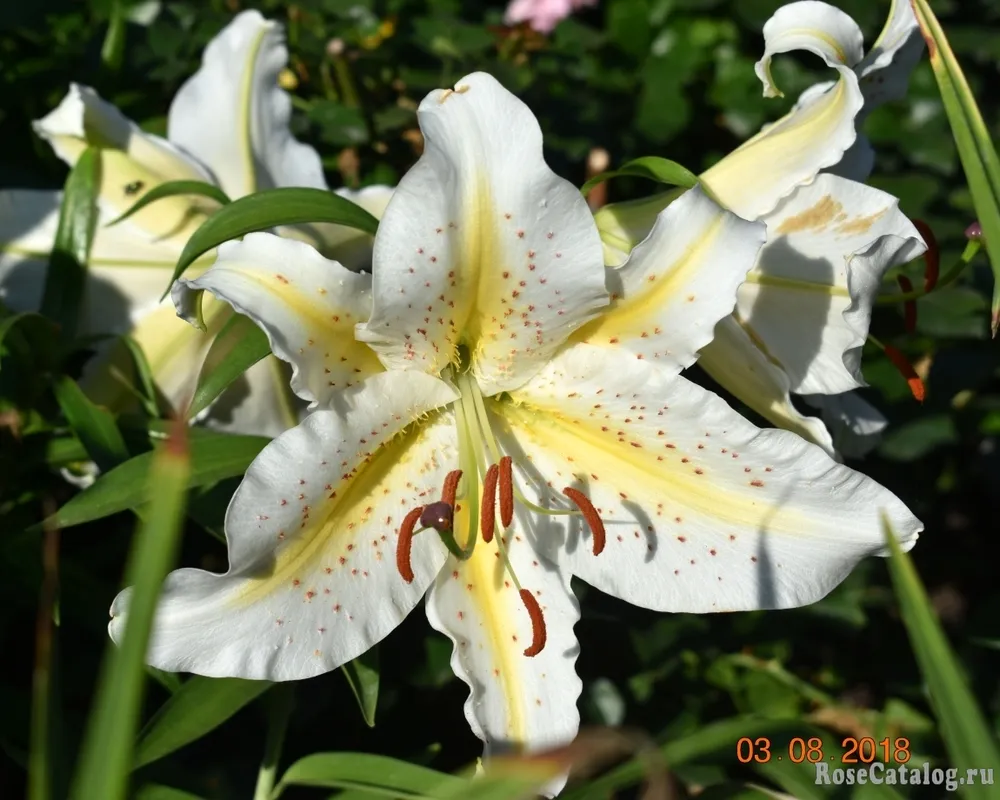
[100, 0, 126, 72]
[167, 188, 380, 296]
[39, 431, 269, 531]
[107, 180, 231, 228]
[340, 648, 380, 728]
[52, 376, 129, 472]
[39, 147, 100, 342]
[69, 422, 190, 800]
[134, 677, 272, 769]
[188, 314, 271, 421]
[912, 1, 1000, 334]
[0, 312, 57, 372]
[882, 516, 1000, 800]
[118, 335, 162, 418]
[272, 753, 463, 799]
[133, 786, 207, 800]
[581, 156, 699, 196]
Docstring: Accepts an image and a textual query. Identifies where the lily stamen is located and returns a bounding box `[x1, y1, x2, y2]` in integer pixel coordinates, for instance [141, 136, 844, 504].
[498, 456, 514, 527]
[518, 589, 547, 657]
[896, 275, 917, 332]
[396, 506, 425, 583]
[883, 345, 926, 402]
[481, 464, 500, 543]
[561, 487, 606, 556]
[441, 470, 462, 507]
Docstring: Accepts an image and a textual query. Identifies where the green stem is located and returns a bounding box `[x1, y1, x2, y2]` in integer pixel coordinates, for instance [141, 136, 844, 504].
[331, 55, 360, 109]
[254, 683, 295, 800]
[876, 240, 981, 304]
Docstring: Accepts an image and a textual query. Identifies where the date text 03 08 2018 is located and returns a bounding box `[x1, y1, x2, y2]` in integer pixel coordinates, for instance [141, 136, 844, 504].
[735, 736, 912, 765]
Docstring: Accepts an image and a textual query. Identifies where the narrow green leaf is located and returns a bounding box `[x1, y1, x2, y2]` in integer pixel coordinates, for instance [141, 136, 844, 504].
[167, 187, 380, 295]
[912, 1, 1000, 334]
[107, 180, 231, 228]
[69, 422, 191, 800]
[883, 516, 1000, 800]
[39, 432, 268, 531]
[340, 648, 380, 728]
[134, 677, 272, 769]
[53, 376, 129, 472]
[133, 785, 208, 800]
[40, 148, 100, 342]
[100, 0, 126, 72]
[273, 753, 463, 799]
[581, 156, 699, 196]
[117, 335, 162, 418]
[145, 667, 182, 695]
[188, 314, 270, 420]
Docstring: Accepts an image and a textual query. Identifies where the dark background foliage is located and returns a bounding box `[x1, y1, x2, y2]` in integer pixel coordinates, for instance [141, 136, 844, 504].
[1, 0, 999, 797]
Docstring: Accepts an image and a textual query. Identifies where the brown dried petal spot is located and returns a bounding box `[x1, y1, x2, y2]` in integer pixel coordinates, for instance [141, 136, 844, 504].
[562, 487, 606, 555]
[498, 456, 514, 528]
[519, 588, 547, 657]
[481, 464, 499, 544]
[396, 506, 425, 583]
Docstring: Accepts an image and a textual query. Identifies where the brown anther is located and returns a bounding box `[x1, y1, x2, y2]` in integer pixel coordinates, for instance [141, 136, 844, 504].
[562, 487, 605, 555]
[883, 345, 925, 403]
[498, 456, 514, 527]
[420, 501, 453, 532]
[896, 275, 917, 332]
[519, 589, 547, 657]
[441, 470, 462, 507]
[396, 506, 424, 583]
[481, 464, 499, 543]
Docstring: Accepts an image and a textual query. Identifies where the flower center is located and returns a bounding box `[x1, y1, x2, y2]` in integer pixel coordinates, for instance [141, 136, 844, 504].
[395, 360, 606, 658]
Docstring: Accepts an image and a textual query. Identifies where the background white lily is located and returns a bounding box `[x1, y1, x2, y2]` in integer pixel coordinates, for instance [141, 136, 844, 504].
[111, 73, 922, 784]
[595, 0, 926, 457]
[0, 10, 393, 438]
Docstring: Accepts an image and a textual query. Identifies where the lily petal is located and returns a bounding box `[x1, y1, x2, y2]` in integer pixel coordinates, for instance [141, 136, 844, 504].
[738, 173, 926, 395]
[173, 232, 384, 408]
[701, 1, 865, 219]
[697, 317, 837, 456]
[34, 85, 214, 241]
[167, 10, 325, 199]
[426, 544, 581, 758]
[109, 371, 458, 679]
[804, 391, 888, 459]
[856, 0, 925, 110]
[357, 72, 608, 395]
[501, 344, 921, 612]
[573, 186, 766, 375]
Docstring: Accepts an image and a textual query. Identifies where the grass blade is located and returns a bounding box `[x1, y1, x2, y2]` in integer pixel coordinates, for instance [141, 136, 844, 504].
[581, 156, 698, 197]
[187, 313, 270, 420]
[882, 515, 1000, 799]
[68, 419, 191, 800]
[53, 375, 129, 472]
[106, 180, 231, 227]
[911, 0, 1000, 335]
[166, 187, 379, 296]
[340, 647, 380, 728]
[134, 677, 272, 769]
[39, 147, 99, 343]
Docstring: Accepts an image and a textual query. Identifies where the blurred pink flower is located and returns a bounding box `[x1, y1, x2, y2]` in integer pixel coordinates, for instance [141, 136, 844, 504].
[504, 0, 597, 34]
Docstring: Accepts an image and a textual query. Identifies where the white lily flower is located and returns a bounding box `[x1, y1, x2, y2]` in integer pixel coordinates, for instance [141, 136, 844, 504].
[0, 10, 392, 437]
[803, 392, 888, 459]
[595, 1, 927, 457]
[110, 74, 921, 779]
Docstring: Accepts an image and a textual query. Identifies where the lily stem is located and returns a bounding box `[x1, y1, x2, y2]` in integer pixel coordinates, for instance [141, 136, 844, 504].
[253, 683, 295, 800]
[877, 240, 981, 304]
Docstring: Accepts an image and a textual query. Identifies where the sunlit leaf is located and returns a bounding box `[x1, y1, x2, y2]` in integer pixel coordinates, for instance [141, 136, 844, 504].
[53, 376, 129, 472]
[581, 156, 699, 196]
[187, 314, 270, 421]
[107, 180, 231, 227]
[167, 188, 380, 295]
[883, 516, 1000, 800]
[273, 753, 463, 798]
